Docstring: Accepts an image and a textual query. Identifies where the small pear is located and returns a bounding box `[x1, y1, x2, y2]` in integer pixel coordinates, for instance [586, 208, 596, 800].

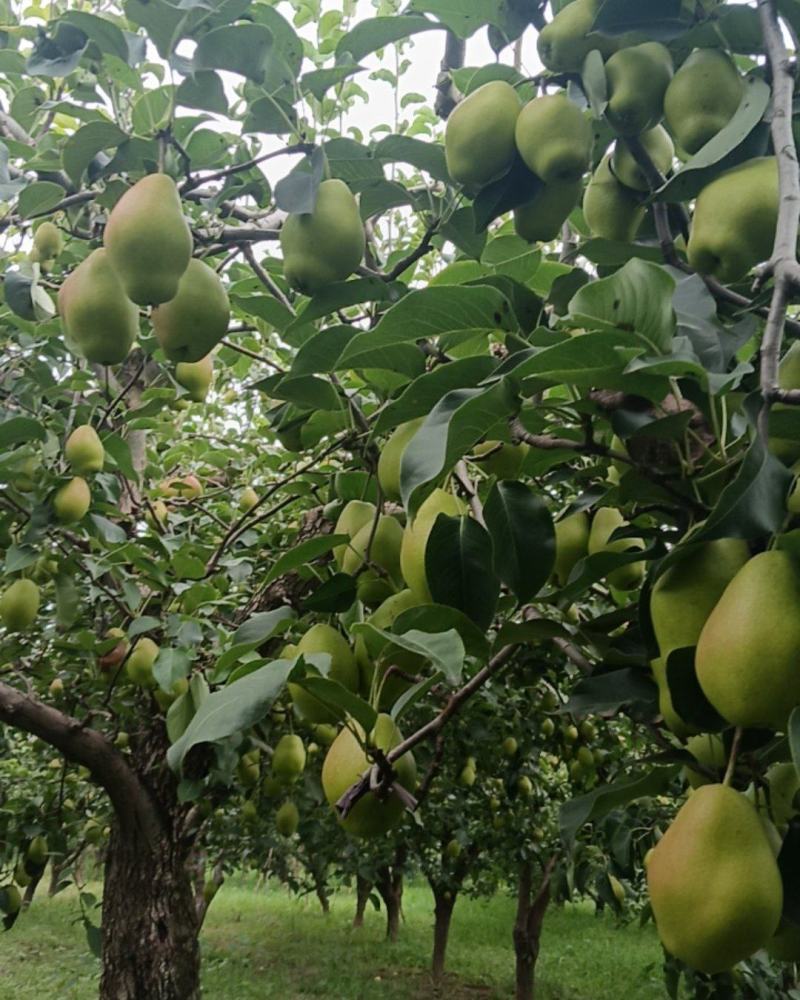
[471, 441, 530, 479]
[515, 94, 592, 184]
[288, 623, 359, 723]
[159, 475, 202, 500]
[53, 476, 91, 524]
[31, 221, 63, 263]
[611, 126, 674, 192]
[513, 179, 582, 243]
[664, 49, 744, 155]
[238, 486, 258, 512]
[605, 42, 674, 136]
[377, 419, 423, 502]
[684, 734, 727, 788]
[152, 259, 230, 363]
[400, 488, 467, 603]
[444, 81, 521, 189]
[356, 588, 422, 708]
[0, 579, 40, 632]
[175, 355, 213, 402]
[333, 500, 376, 568]
[275, 800, 299, 837]
[588, 507, 644, 590]
[104, 173, 193, 306]
[583, 154, 645, 242]
[65, 425, 104, 475]
[553, 511, 590, 586]
[126, 637, 159, 688]
[272, 734, 306, 783]
[537, 0, 618, 73]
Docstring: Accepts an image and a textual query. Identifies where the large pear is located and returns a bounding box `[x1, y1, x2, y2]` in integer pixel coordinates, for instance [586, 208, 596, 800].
[587, 507, 644, 591]
[280, 179, 365, 295]
[605, 42, 674, 136]
[65, 425, 104, 476]
[58, 249, 139, 365]
[356, 588, 422, 708]
[444, 81, 521, 189]
[647, 784, 782, 973]
[537, 0, 618, 73]
[104, 174, 193, 306]
[400, 488, 467, 603]
[377, 420, 423, 502]
[288, 623, 359, 723]
[696, 550, 800, 730]
[583, 154, 645, 242]
[342, 514, 404, 587]
[513, 179, 582, 243]
[515, 95, 592, 185]
[553, 511, 590, 586]
[687, 158, 778, 284]
[175, 356, 213, 402]
[611, 126, 674, 192]
[769, 342, 800, 464]
[152, 258, 229, 363]
[0, 579, 40, 632]
[664, 49, 743, 155]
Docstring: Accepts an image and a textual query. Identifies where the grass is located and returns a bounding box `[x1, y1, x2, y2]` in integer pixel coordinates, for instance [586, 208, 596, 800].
[0, 876, 665, 999]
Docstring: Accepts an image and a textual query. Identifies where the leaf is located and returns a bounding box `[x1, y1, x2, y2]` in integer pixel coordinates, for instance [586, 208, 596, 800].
[665, 647, 727, 732]
[0, 417, 46, 449]
[408, 0, 504, 37]
[89, 514, 126, 544]
[300, 64, 365, 101]
[302, 573, 357, 613]
[61, 11, 130, 61]
[273, 147, 325, 214]
[592, 0, 694, 38]
[264, 534, 348, 585]
[581, 48, 608, 119]
[565, 668, 659, 716]
[483, 481, 555, 602]
[27, 22, 88, 76]
[353, 623, 465, 685]
[17, 181, 65, 219]
[287, 278, 397, 333]
[231, 607, 295, 648]
[335, 15, 441, 62]
[4, 266, 36, 320]
[153, 648, 191, 693]
[292, 675, 377, 732]
[392, 603, 491, 660]
[176, 71, 227, 114]
[425, 514, 500, 631]
[124, 0, 188, 59]
[62, 120, 126, 186]
[373, 134, 450, 183]
[556, 543, 662, 603]
[193, 24, 273, 83]
[473, 155, 542, 232]
[131, 86, 175, 135]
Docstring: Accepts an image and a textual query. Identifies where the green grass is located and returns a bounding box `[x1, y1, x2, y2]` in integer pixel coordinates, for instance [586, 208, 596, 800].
[0, 878, 665, 999]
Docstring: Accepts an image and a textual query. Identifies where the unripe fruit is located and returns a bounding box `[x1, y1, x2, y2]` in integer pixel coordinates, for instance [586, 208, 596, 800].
[517, 775, 533, 797]
[53, 476, 91, 524]
[125, 637, 159, 688]
[49, 677, 64, 698]
[0, 578, 40, 632]
[83, 819, 104, 845]
[27, 836, 48, 866]
[65, 425, 104, 475]
[445, 838, 461, 860]
[238, 486, 258, 512]
[276, 800, 299, 837]
[237, 749, 261, 788]
[272, 734, 306, 783]
[502, 736, 518, 757]
[32, 220, 63, 262]
[0, 884, 22, 915]
[98, 627, 128, 675]
[175, 356, 213, 402]
[540, 718, 555, 738]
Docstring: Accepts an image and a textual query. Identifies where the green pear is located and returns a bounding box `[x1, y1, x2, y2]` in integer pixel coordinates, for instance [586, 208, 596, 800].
[553, 511, 590, 586]
[356, 588, 422, 707]
[471, 440, 530, 479]
[0, 579, 40, 632]
[31, 220, 63, 262]
[377, 419, 423, 501]
[605, 42, 674, 136]
[126, 637, 159, 688]
[275, 800, 299, 837]
[355, 568, 397, 606]
[0, 884, 22, 915]
[58, 248, 139, 365]
[238, 486, 258, 512]
[769, 343, 800, 464]
[647, 784, 782, 973]
[687, 157, 778, 284]
[53, 476, 91, 524]
[26, 835, 48, 866]
[400, 488, 467, 602]
[664, 49, 743, 155]
[583, 154, 645, 242]
[104, 173, 193, 306]
[513, 179, 582, 243]
[237, 749, 260, 788]
[321, 713, 416, 837]
[288, 623, 359, 723]
[154, 677, 188, 711]
[444, 80, 521, 189]
[175, 355, 213, 402]
[684, 734, 727, 788]
[588, 507, 644, 590]
[272, 734, 306, 782]
[280, 179, 365, 295]
[696, 550, 800, 730]
[515, 94, 592, 184]
[342, 514, 404, 585]
[333, 500, 376, 568]
[611, 126, 674, 192]
[152, 259, 230, 363]
[65, 425, 104, 475]
[537, 0, 618, 73]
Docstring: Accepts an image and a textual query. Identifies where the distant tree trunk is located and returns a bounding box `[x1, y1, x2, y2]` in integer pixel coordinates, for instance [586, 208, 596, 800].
[429, 880, 457, 989]
[376, 854, 405, 942]
[21, 869, 42, 909]
[314, 872, 330, 915]
[513, 857, 556, 1000]
[353, 874, 372, 928]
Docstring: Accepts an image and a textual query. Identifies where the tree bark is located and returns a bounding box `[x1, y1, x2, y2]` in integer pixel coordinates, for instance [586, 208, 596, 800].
[353, 874, 372, 928]
[21, 870, 42, 909]
[513, 857, 556, 1000]
[430, 882, 457, 989]
[376, 864, 404, 942]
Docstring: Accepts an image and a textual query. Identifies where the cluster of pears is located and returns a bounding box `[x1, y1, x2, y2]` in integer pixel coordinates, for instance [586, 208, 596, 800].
[58, 173, 230, 366]
[52, 424, 105, 527]
[552, 506, 644, 592]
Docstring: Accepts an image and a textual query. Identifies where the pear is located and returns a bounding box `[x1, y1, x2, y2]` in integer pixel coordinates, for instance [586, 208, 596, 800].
[31, 220, 63, 262]
[513, 179, 582, 243]
[98, 627, 129, 676]
[553, 511, 590, 586]
[696, 550, 800, 730]
[125, 637, 159, 688]
[104, 173, 193, 306]
[280, 179, 365, 295]
[58, 249, 139, 365]
[238, 486, 258, 512]
[515, 94, 592, 184]
[288, 623, 359, 723]
[356, 568, 397, 606]
[664, 49, 744, 155]
[237, 749, 260, 788]
[65, 425, 104, 475]
[611, 126, 674, 192]
[605, 42, 674, 136]
[0, 884, 22, 915]
[648, 784, 782, 973]
[275, 800, 299, 837]
[175, 355, 213, 402]
[769, 342, 800, 464]
[356, 588, 422, 707]
[588, 507, 644, 590]
[684, 734, 727, 788]
[159, 474, 202, 500]
[687, 157, 778, 284]
[444, 80, 521, 189]
[321, 713, 416, 837]
[152, 259, 230, 363]
[583, 154, 645, 242]
[377, 419, 423, 502]
[272, 734, 306, 783]
[0, 579, 40, 632]
[342, 514, 404, 586]
[400, 488, 467, 603]
[53, 476, 90, 524]
[537, 0, 618, 73]
[333, 500, 376, 568]
[471, 440, 530, 479]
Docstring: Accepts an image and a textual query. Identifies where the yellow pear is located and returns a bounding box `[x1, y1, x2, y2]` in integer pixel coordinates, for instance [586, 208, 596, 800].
[333, 500, 376, 568]
[664, 49, 743, 155]
[605, 42, 673, 136]
[684, 734, 727, 788]
[342, 514, 404, 586]
[400, 488, 467, 603]
[696, 550, 800, 730]
[647, 784, 782, 973]
[238, 486, 258, 512]
[104, 173, 193, 305]
[513, 179, 582, 243]
[125, 637, 159, 688]
[471, 441, 530, 478]
[444, 80, 521, 189]
[288, 623, 359, 723]
[587, 507, 644, 590]
[377, 419, 423, 501]
[687, 157, 778, 284]
[553, 511, 590, 586]
[175, 355, 213, 402]
[356, 588, 422, 708]
[65, 425, 104, 475]
[321, 713, 416, 837]
[53, 476, 91, 524]
[515, 94, 592, 184]
[272, 734, 306, 782]
[280, 179, 365, 295]
[152, 259, 230, 363]
[769, 342, 800, 464]
[611, 126, 674, 192]
[159, 474, 202, 500]
[537, 0, 618, 73]
[58, 249, 139, 365]
[0, 579, 40, 632]
[31, 220, 63, 262]
[583, 154, 645, 242]
[275, 800, 299, 837]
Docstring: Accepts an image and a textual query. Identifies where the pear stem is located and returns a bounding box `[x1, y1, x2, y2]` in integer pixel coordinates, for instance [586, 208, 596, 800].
[723, 727, 743, 787]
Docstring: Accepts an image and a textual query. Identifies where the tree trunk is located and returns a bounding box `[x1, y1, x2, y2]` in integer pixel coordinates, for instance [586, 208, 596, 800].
[21, 870, 42, 909]
[513, 858, 556, 1000]
[430, 882, 457, 989]
[314, 868, 331, 915]
[353, 874, 372, 928]
[376, 865, 404, 942]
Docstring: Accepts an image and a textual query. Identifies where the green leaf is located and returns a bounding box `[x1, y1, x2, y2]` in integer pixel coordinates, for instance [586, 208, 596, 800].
[353, 623, 466, 686]
[0, 417, 46, 449]
[335, 15, 441, 62]
[373, 134, 450, 183]
[287, 278, 398, 333]
[124, 0, 188, 59]
[592, 0, 694, 38]
[566, 668, 658, 716]
[274, 147, 325, 214]
[61, 11, 130, 61]
[425, 514, 500, 631]
[300, 64, 365, 101]
[392, 603, 491, 661]
[27, 22, 87, 76]
[665, 647, 727, 732]
[17, 181, 65, 219]
[581, 48, 608, 119]
[131, 86, 175, 135]
[264, 534, 349, 586]
[291, 675, 377, 732]
[176, 71, 227, 114]
[473, 155, 542, 232]
[153, 648, 190, 693]
[408, 0, 504, 37]
[231, 607, 295, 648]
[193, 24, 273, 83]
[62, 120, 126, 185]
[302, 573, 358, 613]
[483, 481, 555, 602]
[89, 514, 126, 544]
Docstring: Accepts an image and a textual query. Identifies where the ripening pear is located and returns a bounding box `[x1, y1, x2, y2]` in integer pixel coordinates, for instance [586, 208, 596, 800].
[31, 220, 63, 262]
[684, 734, 727, 788]
[553, 511, 590, 586]
[288, 623, 359, 723]
[58, 249, 139, 365]
[471, 441, 530, 479]
[159, 474, 202, 500]
[515, 94, 592, 185]
[687, 158, 778, 284]
[0, 579, 40, 632]
[152, 259, 230, 363]
[126, 637, 159, 688]
[276, 800, 299, 837]
[513, 179, 582, 243]
[321, 713, 417, 837]
[175, 355, 213, 403]
[238, 486, 258, 512]
[27, 835, 48, 867]
[272, 734, 306, 783]
[400, 488, 467, 603]
[280, 179, 365, 295]
[664, 49, 744, 155]
[769, 342, 800, 464]
[146, 500, 169, 531]
[647, 784, 782, 973]
[104, 173, 193, 306]
[583, 154, 645, 242]
[377, 419, 423, 501]
[611, 126, 674, 192]
[0, 884, 22, 915]
[588, 507, 644, 591]
[333, 500, 376, 568]
[696, 550, 800, 730]
[342, 514, 404, 586]
[605, 42, 674, 136]
[444, 81, 521, 189]
[537, 0, 618, 73]
[53, 476, 90, 524]
[356, 588, 422, 708]
[65, 425, 104, 476]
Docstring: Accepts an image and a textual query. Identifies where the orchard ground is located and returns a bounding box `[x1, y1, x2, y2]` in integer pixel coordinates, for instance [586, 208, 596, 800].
[0, 877, 664, 999]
